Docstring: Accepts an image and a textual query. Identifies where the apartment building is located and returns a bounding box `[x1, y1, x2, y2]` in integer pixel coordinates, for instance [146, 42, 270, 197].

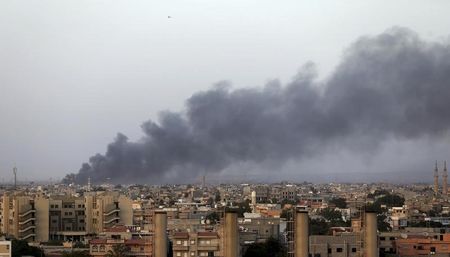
[239, 215, 280, 242]
[0, 240, 11, 257]
[85, 192, 133, 236]
[172, 231, 221, 257]
[309, 234, 362, 257]
[0, 193, 42, 241]
[90, 238, 152, 257]
[0, 191, 132, 243]
[396, 233, 450, 257]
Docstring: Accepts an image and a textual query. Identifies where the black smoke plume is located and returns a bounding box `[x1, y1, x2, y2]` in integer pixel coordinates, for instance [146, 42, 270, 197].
[65, 27, 450, 184]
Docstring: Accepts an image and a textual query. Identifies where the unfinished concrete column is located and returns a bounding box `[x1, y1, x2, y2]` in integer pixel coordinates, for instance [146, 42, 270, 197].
[224, 211, 239, 257]
[365, 212, 378, 257]
[154, 211, 167, 257]
[295, 209, 309, 257]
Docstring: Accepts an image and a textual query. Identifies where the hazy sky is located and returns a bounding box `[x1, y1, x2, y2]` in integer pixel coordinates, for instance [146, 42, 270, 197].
[1, 0, 450, 183]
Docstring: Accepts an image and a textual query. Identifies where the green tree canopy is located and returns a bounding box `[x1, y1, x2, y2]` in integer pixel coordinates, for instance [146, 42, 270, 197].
[106, 244, 130, 257]
[243, 237, 285, 257]
[329, 198, 347, 208]
[11, 239, 45, 257]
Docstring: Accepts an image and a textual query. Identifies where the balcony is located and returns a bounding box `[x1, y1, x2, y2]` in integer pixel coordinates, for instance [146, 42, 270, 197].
[19, 225, 36, 233]
[104, 208, 120, 216]
[19, 217, 36, 225]
[103, 217, 120, 224]
[197, 245, 219, 251]
[19, 209, 36, 217]
[173, 245, 189, 251]
[20, 233, 36, 240]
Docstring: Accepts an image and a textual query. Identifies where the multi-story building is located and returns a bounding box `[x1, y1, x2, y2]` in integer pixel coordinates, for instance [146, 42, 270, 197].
[239, 214, 280, 242]
[0, 240, 11, 257]
[0, 193, 41, 241]
[90, 238, 152, 257]
[0, 191, 132, 243]
[396, 233, 450, 257]
[309, 234, 362, 257]
[172, 231, 221, 257]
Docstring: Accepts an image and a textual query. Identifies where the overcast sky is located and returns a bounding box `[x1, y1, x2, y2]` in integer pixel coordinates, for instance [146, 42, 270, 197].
[1, 0, 450, 183]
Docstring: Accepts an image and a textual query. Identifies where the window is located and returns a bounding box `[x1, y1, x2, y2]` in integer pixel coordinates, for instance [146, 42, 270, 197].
[352, 248, 357, 253]
[191, 240, 195, 245]
[389, 237, 395, 240]
[328, 249, 332, 254]
[191, 252, 195, 256]
[177, 240, 182, 245]
[336, 248, 343, 253]
[99, 245, 105, 252]
[431, 247, 436, 253]
[380, 237, 385, 241]
[176, 252, 182, 257]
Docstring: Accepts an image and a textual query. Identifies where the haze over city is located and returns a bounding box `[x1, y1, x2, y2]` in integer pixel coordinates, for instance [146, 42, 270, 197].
[2, 1, 450, 184]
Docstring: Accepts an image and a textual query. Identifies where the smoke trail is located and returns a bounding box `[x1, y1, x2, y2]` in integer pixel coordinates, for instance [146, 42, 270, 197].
[65, 27, 450, 184]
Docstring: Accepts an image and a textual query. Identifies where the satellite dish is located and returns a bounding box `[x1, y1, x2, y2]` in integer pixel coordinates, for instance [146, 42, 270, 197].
[400, 233, 408, 239]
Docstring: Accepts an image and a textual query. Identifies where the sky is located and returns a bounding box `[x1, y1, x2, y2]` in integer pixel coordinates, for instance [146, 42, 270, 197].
[1, 0, 450, 183]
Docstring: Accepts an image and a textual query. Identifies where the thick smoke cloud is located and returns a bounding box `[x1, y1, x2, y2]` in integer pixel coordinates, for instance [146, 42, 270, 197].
[66, 27, 450, 184]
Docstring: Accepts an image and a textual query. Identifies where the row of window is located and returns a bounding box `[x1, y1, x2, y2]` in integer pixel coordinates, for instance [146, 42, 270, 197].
[50, 204, 86, 209]
[175, 239, 213, 245]
[175, 251, 214, 257]
[326, 247, 357, 253]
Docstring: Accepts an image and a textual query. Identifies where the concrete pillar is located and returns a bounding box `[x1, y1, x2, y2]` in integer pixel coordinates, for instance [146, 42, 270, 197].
[154, 211, 167, 257]
[365, 212, 378, 257]
[224, 211, 239, 257]
[295, 209, 309, 257]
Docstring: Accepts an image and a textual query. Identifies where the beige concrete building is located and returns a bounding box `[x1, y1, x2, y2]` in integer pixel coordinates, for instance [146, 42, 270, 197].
[0, 193, 41, 241]
[0, 240, 11, 257]
[0, 191, 133, 243]
[309, 234, 362, 257]
[85, 192, 133, 237]
[173, 231, 221, 257]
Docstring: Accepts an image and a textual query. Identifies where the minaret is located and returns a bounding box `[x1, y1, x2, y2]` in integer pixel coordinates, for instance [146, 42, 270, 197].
[443, 161, 448, 195]
[87, 177, 91, 192]
[434, 161, 439, 195]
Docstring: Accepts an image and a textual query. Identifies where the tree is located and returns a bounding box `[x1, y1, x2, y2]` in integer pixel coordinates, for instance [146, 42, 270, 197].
[62, 251, 91, 257]
[205, 212, 220, 224]
[320, 208, 342, 222]
[377, 214, 391, 232]
[329, 198, 347, 208]
[310, 219, 330, 235]
[234, 200, 252, 217]
[106, 244, 130, 257]
[11, 239, 45, 257]
[214, 192, 221, 203]
[244, 237, 285, 257]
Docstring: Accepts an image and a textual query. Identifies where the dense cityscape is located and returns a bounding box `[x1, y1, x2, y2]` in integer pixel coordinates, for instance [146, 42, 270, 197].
[2, 164, 450, 257]
[3, 1, 450, 257]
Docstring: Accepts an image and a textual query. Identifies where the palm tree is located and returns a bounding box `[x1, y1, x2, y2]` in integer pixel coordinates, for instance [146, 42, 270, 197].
[106, 244, 130, 257]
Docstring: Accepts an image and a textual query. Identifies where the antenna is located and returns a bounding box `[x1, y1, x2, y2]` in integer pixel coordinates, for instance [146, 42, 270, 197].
[13, 166, 17, 189]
